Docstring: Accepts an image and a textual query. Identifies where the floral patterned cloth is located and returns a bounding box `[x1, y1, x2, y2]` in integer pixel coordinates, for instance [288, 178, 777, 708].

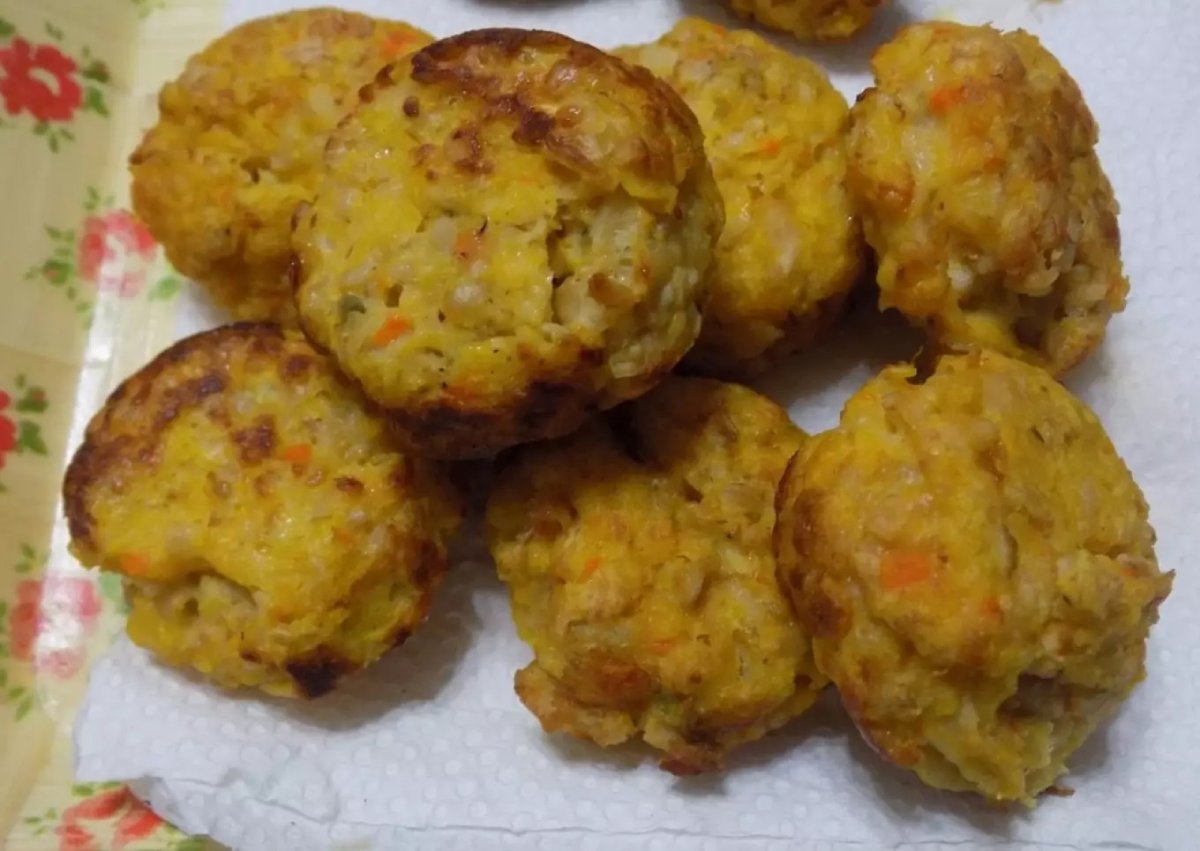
[23, 784, 206, 851]
[0, 0, 225, 848]
[0, 15, 111, 152]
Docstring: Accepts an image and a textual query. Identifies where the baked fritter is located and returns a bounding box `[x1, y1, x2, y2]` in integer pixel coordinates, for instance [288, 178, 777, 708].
[617, 19, 863, 375]
[725, 0, 885, 40]
[131, 9, 433, 323]
[487, 378, 824, 773]
[293, 29, 724, 459]
[63, 324, 462, 698]
[847, 22, 1127, 376]
[775, 351, 1172, 802]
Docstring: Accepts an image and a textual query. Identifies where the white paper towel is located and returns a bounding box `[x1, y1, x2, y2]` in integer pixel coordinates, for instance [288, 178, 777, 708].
[74, 1, 1200, 848]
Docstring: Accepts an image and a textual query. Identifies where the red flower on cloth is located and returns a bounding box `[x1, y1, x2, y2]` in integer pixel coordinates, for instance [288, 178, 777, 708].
[57, 787, 166, 851]
[9, 577, 101, 679]
[77, 209, 158, 297]
[57, 823, 99, 851]
[0, 390, 15, 471]
[66, 788, 129, 822]
[112, 805, 166, 848]
[0, 38, 83, 123]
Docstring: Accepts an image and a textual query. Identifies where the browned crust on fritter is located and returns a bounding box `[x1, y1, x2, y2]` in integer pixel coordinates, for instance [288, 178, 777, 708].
[396, 28, 706, 183]
[403, 535, 448, 593]
[292, 291, 670, 460]
[295, 300, 612, 458]
[773, 447, 855, 642]
[727, 0, 887, 40]
[280, 538, 446, 698]
[286, 649, 361, 699]
[63, 323, 276, 550]
[341, 28, 707, 200]
[386, 373, 602, 459]
[62, 323, 353, 552]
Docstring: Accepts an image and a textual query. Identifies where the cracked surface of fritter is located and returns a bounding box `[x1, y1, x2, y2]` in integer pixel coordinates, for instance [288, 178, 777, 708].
[487, 377, 824, 773]
[131, 9, 432, 322]
[775, 351, 1171, 801]
[725, 0, 886, 40]
[63, 324, 462, 698]
[293, 29, 723, 458]
[847, 22, 1127, 376]
[617, 19, 863, 375]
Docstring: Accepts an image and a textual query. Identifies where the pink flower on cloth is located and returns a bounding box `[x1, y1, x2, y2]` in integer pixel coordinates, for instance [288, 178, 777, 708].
[44, 575, 103, 621]
[37, 646, 87, 679]
[8, 579, 44, 661]
[9, 577, 101, 679]
[77, 209, 158, 297]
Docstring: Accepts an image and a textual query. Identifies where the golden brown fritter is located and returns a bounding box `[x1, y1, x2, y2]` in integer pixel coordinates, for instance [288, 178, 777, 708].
[63, 324, 462, 698]
[293, 29, 724, 459]
[131, 9, 433, 323]
[775, 351, 1171, 802]
[616, 19, 863, 375]
[725, 0, 886, 40]
[487, 377, 824, 773]
[847, 22, 1127, 377]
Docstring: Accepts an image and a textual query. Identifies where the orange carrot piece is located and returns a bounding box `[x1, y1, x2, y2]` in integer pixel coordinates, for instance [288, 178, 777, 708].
[581, 556, 603, 580]
[452, 230, 483, 262]
[371, 315, 413, 347]
[280, 443, 313, 465]
[758, 138, 783, 156]
[929, 85, 965, 115]
[880, 550, 935, 590]
[120, 553, 150, 575]
[332, 527, 354, 544]
[647, 639, 675, 655]
[381, 31, 417, 59]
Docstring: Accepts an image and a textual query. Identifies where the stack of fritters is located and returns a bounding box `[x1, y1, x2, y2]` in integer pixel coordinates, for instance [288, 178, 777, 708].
[60, 7, 1171, 804]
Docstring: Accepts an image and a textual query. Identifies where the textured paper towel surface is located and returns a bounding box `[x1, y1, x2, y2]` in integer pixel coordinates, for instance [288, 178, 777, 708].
[76, 1, 1200, 849]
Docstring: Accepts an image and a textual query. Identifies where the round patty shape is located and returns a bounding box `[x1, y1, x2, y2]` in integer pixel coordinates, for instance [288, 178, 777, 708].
[63, 324, 463, 698]
[617, 19, 863, 375]
[487, 377, 824, 774]
[725, 0, 886, 40]
[131, 9, 433, 323]
[293, 29, 724, 459]
[847, 23, 1128, 377]
[775, 351, 1172, 802]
